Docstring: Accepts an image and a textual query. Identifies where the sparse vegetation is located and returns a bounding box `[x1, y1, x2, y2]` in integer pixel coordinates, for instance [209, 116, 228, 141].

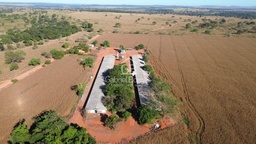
[81, 57, 94, 68]
[28, 58, 41, 66]
[62, 42, 70, 48]
[135, 44, 145, 50]
[104, 115, 120, 129]
[101, 40, 110, 47]
[50, 49, 66, 59]
[5, 50, 26, 64]
[9, 63, 19, 71]
[11, 79, 19, 83]
[44, 60, 51, 65]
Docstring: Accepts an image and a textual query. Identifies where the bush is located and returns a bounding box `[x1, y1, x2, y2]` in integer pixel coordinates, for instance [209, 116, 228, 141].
[62, 42, 70, 48]
[204, 30, 211, 35]
[41, 52, 52, 58]
[135, 44, 145, 50]
[50, 49, 65, 59]
[143, 55, 149, 63]
[92, 40, 98, 46]
[78, 43, 90, 52]
[191, 28, 199, 33]
[186, 23, 192, 29]
[9, 63, 19, 71]
[67, 47, 79, 54]
[81, 57, 94, 68]
[5, 50, 26, 64]
[0, 43, 5, 51]
[44, 60, 51, 65]
[77, 83, 86, 97]
[11, 79, 19, 83]
[114, 23, 121, 28]
[104, 115, 120, 129]
[138, 106, 158, 124]
[101, 41, 110, 47]
[143, 65, 153, 72]
[121, 111, 131, 120]
[28, 58, 41, 66]
[0, 70, 2, 74]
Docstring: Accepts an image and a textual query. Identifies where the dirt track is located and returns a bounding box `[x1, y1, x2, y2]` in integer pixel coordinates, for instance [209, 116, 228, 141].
[0, 55, 89, 143]
[96, 33, 256, 143]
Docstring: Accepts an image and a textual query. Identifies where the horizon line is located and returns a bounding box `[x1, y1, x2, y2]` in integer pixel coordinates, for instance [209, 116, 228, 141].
[0, 2, 255, 7]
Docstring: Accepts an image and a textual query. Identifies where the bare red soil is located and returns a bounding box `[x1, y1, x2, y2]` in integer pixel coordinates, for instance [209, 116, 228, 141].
[94, 33, 256, 144]
[0, 55, 89, 143]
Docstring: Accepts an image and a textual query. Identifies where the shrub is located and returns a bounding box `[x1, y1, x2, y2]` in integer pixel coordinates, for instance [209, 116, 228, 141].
[0, 70, 2, 74]
[104, 115, 120, 129]
[44, 60, 51, 65]
[191, 28, 199, 33]
[78, 43, 90, 52]
[101, 41, 110, 47]
[62, 42, 70, 48]
[77, 83, 86, 97]
[121, 111, 131, 120]
[50, 49, 65, 59]
[9, 63, 19, 71]
[5, 50, 26, 64]
[67, 47, 79, 54]
[143, 55, 149, 63]
[143, 65, 153, 72]
[152, 21, 157, 25]
[41, 52, 52, 58]
[138, 106, 158, 124]
[205, 30, 211, 35]
[0, 43, 5, 51]
[114, 23, 121, 28]
[92, 40, 98, 46]
[81, 57, 94, 68]
[11, 79, 19, 83]
[38, 40, 44, 45]
[135, 44, 145, 50]
[28, 58, 41, 66]
[186, 23, 192, 29]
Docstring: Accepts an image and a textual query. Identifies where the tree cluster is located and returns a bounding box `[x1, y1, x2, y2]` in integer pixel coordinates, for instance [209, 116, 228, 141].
[80, 57, 94, 68]
[9, 111, 96, 144]
[103, 64, 134, 113]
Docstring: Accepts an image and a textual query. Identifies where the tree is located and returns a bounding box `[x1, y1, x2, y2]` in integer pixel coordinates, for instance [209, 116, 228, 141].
[77, 83, 86, 97]
[114, 23, 121, 28]
[104, 115, 120, 129]
[9, 111, 96, 144]
[205, 30, 211, 35]
[102, 41, 110, 47]
[9, 63, 19, 71]
[81, 57, 94, 68]
[135, 44, 145, 50]
[9, 120, 30, 144]
[62, 42, 70, 48]
[79, 43, 90, 52]
[28, 58, 41, 66]
[5, 50, 26, 64]
[119, 45, 125, 50]
[142, 55, 149, 63]
[185, 23, 192, 29]
[138, 106, 158, 124]
[50, 49, 65, 59]
[121, 111, 132, 120]
[0, 43, 5, 51]
[143, 65, 153, 72]
[92, 40, 98, 46]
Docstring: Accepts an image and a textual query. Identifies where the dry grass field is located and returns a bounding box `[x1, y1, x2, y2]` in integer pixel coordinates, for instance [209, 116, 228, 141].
[94, 33, 256, 143]
[0, 55, 90, 142]
[67, 11, 256, 37]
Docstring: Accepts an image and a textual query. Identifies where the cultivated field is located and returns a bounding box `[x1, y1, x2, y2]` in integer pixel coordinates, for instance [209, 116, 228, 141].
[95, 33, 256, 143]
[0, 55, 90, 142]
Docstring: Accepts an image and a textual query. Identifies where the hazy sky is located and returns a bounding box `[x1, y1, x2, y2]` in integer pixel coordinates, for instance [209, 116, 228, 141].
[1, 0, 256, 6]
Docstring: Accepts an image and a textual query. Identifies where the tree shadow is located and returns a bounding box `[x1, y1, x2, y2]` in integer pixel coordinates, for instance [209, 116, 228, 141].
[100, 113, 108, 126]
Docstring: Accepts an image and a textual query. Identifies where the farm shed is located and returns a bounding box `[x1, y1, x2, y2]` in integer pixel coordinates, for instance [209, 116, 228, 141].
[131, 55, 150, 107]
[85, 55, 115, 113]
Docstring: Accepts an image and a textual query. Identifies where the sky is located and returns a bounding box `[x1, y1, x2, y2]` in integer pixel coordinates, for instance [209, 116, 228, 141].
[1, 0, 256, 7]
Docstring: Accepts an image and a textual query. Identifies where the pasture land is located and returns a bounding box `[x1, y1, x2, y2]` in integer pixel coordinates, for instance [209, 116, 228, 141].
[0, 55, 90, 142]
[95, 33, 256, 143]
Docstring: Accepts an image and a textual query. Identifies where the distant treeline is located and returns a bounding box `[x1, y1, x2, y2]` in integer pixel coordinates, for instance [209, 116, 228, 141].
[80, 8, 256, 19]
[0, 14, 80, 45]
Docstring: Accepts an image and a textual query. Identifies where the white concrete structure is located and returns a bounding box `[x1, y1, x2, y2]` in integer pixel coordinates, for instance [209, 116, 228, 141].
[85, 55, 115, 113]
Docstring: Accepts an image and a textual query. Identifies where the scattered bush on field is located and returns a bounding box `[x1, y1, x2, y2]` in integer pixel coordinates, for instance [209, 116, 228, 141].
[62, 42, 70, 48]
[78, 43, 90, 52]
[32, 43, 38, 50]
[67, 46, 79, 54]
[0, 43, 5, 51]
[204, 30, 211, 35]
[113, 29, 119, 33]
[28, 58, 41, 66]
[138, 106, 159, 124]
[101, 40, 110, 47]
[114, 23, 121, 28]
[9, 63, 19, 71]
[77, 83, 86, 97]
[50, 49, 65, 59]
[41, 52, 52, 58]
[9, 111, 96, 144]
[191, 28, 199, 33]
[11, 79, 19, 83]
[119, 45, 125, 50]
[5, 50, 26, 64]
[80, 57, 94, 68]
[104, 115, 120, 129]
[98, 28, 104, 34]
[186, 23, 192, 29]
[91, 40, 98, 46]
[44, 60, 51, 65]
[152, 21, 157, 25]
[183, 117, 190, 126]
[135, 44, 145, 50]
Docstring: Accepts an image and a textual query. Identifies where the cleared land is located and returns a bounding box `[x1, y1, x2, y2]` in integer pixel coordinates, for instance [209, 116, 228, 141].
[0, 55, 89, 142]
[95, 33, 256, 143]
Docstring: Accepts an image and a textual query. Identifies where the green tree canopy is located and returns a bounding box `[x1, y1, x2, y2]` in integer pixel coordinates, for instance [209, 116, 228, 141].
[101, 41, 110, 47]
[9, 111, 96, 144]
[81, 57, 94, 68]
[5, 50, 26, 64]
